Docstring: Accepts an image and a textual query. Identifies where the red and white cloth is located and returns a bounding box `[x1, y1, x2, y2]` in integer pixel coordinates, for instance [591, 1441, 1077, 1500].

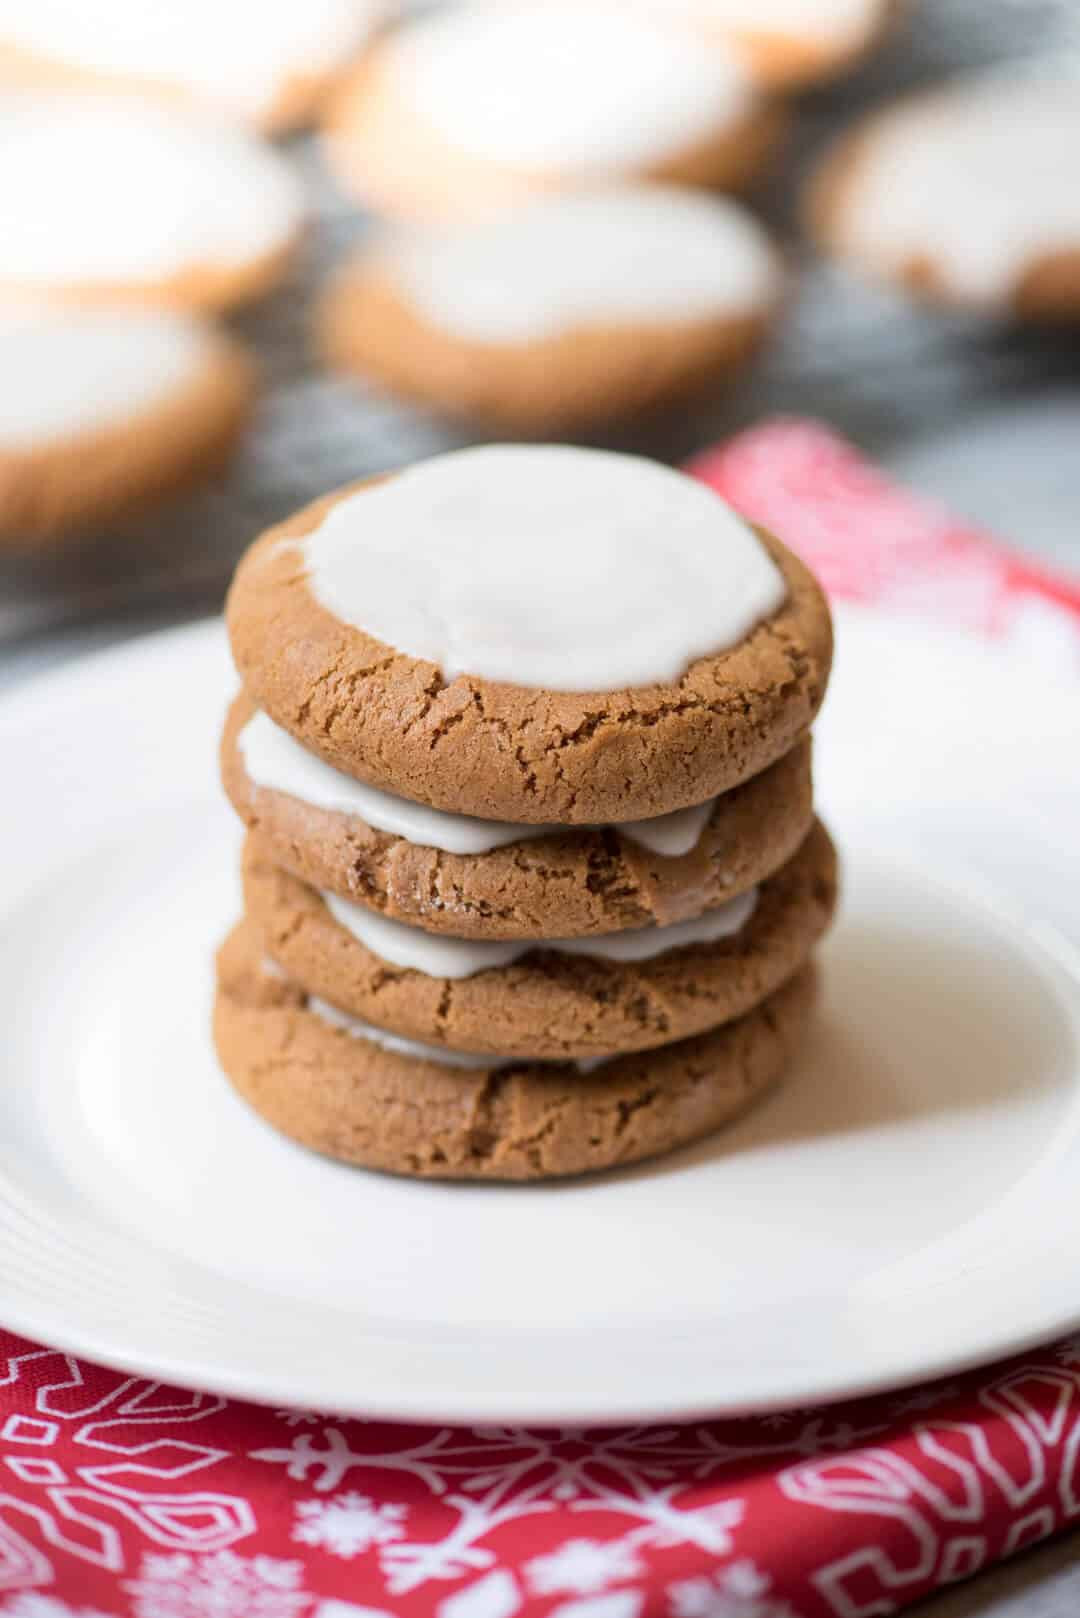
[2, 421, 1079, 1618]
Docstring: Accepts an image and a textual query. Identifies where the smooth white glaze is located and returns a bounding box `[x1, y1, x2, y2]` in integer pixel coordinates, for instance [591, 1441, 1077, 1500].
[381, 185, 780, 342]
[0, 305, 213, 445]
[303, 445, 787, 693]
[323, 885, 758, 978]
[239, 707, 540, 855]
[390, 2, 754, 172]
[0, 92, 303, 288]
[239, 706, 720, 857]
[0, 0, 380, 124]
[618, 800, 719, 858]
[838, 77, 1080, 304]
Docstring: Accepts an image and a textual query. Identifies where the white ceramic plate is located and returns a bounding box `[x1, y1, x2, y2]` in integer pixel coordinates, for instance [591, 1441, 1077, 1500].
[1, 606, 1079, 1424]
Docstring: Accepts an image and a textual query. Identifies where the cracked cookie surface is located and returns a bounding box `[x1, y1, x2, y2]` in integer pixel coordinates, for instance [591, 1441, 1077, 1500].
[225, 479, 833, 824]
[222, 694, 814, 939]
[241, 818, 837, 1060]
[214, 920, 816, 1181]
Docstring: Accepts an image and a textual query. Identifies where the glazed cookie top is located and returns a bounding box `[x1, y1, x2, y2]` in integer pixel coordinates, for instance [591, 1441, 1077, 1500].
[362, 1, 755, 174]
[226, 446, 833, 824]
[0, 304, 229, 446]
[278, 446, 785, 691]
[0, 0, 381, 127]
[813, 77, 1080, 309]
[373, 185, 782, 343]
[0, 92, 302, 300]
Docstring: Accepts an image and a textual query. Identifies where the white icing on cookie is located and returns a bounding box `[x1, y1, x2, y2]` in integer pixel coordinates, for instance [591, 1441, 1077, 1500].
[381, 185, 780, 342]
[0, 92, 303, 289]
[303, 445, 787, 693]
[240, 707, 541, 855]
[322, 885, 758, 978]
[0, 0, 380, 125]
[308, 990, 613, 1073]
[837, 77, 1080, 304]
[642, 0, 882, 49]
[390, 2, 754, 172]
[239, 706, 721, 857]
[308, 995, 498, 1068]
[618, 801, 718, 859]
[0, 305, 214, 445]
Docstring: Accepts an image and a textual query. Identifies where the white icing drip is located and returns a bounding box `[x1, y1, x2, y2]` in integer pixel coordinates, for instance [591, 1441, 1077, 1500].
[619, 800, 717, 859]
[840, 78, 1080, 304]
[308, 995, 497, 1068]
[307, 991, 614, 1074]
[391, 2, 754, 172]
[322, 885, 758, 978]
[239, 708, 542, 856]
[0, 0, 380, 124]
[0, 92, 303, 288]
[239, 707, 720, 857]
[381, 185, 780, 343]
[0, 304, 211, 445]
[638, 0, 881, 48]
[303, 445, 787, 693]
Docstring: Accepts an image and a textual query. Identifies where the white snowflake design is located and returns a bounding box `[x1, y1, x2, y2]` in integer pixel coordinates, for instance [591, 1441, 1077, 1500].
[1, 1596, 117, 1618]
[524, 1538, 645, 1596]
[1055, 1335, 1080, 1367]
[122, 1550, 310, 1618]
[252, 1418, 884, 1596]
[293, 1493, 408, 1559]
[668, 1559, 804, 1618]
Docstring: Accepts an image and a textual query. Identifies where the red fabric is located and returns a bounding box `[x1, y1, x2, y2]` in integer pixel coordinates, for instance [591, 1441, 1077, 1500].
[3, 420, 1079, 1618]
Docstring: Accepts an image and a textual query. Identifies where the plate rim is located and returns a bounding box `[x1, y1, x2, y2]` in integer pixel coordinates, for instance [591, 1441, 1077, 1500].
[2, 607, 1080, 1423]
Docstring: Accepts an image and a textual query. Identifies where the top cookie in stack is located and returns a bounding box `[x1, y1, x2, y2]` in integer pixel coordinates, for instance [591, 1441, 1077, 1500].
[217, 444, 837, 1181]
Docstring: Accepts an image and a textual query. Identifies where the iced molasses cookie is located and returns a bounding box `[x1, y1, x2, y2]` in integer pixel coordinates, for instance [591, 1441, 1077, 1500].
[319, 185, 783, 432]
[808, 77, 1080, 319]
[648, 0, 897, 89]
[240, 819, 837, 1061]
[214, 921, 817, 1181]
[223, 694, 814, 939]
[322, 1, 783, 220]
[0, 0, 382, 132]
[0, 91, 304, 311]
[225, 445, 833, 825]
[0, 305, 255, 544]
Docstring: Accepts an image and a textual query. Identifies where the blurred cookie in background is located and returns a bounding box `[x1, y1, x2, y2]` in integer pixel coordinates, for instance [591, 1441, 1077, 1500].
[319, 185, 784, 432]
[0, 0, 385, 133]
[631, 0, 899, 89]
[322, 1, 783, 220]
[0, 92, 305, 311]
[0, 305, 255, 547]
[807, 75, 1080, 320]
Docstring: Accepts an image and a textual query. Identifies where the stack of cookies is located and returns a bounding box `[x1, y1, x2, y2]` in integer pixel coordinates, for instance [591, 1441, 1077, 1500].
[216, 444, 838, 1182]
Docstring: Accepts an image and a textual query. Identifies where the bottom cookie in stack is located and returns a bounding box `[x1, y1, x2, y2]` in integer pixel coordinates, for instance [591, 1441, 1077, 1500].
[214, 922, 819, 1182]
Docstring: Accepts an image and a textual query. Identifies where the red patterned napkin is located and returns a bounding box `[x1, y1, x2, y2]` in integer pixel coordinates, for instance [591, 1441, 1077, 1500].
[3, 421, 1079, 1618]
